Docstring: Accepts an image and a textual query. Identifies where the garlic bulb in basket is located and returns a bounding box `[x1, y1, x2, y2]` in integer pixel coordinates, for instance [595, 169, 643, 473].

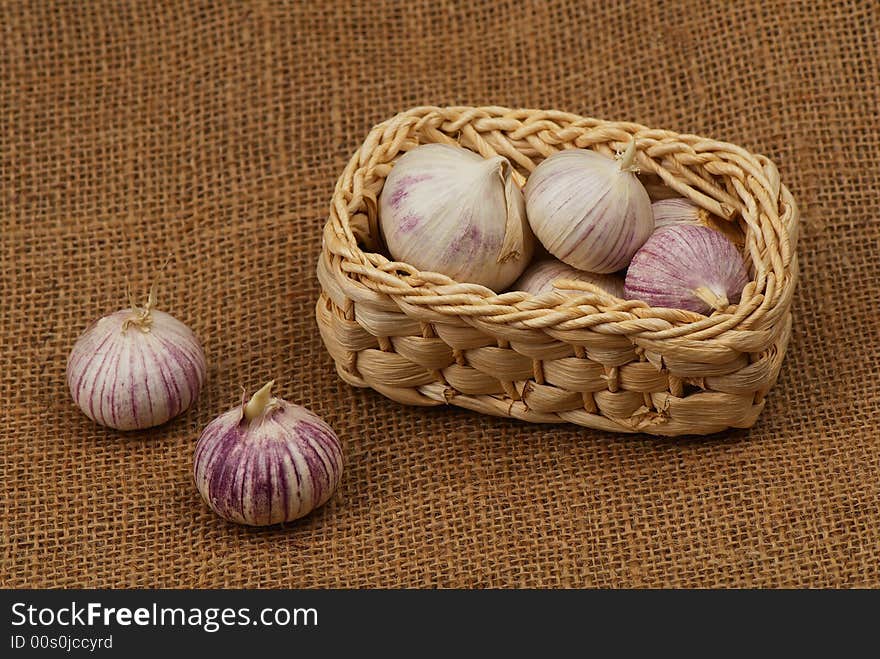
[624, 224, 749, 314]
[378, 143, 533, 291]
[524, 140, 653, 273]
[511, 259, 624, 298]
[652, 198, 744, 245]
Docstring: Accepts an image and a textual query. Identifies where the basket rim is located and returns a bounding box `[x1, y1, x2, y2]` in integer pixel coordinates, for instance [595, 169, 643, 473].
[320, 105, 799, 344]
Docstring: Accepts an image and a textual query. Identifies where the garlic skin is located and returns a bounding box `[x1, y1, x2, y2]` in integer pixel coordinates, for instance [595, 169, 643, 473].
[511, 259, 624, 298]
[524, 141, 653, 273]
[624, 224, 749, 314]
[379, 143, 534, 291]
[193, 382, 343, 526]
[67, 297, 206, 430]
[652, 198, 706, 231]
[652, 198, 744, 245]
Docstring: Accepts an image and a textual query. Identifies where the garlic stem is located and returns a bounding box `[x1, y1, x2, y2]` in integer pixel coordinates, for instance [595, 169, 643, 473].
[618, 139, 638, 172]
[480, 155, 507, 175]
[244, 380, 276, 421]
[497, 159, 528, 264]
[122, 284, 157, 332]
[145, 284, 157, 313]
[693, 286, 729, 311]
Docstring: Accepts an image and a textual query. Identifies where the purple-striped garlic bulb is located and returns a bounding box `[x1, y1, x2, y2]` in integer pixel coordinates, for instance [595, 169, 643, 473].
[193, 382, 344, 526]
[524, 139, 654, 273]
[378, 143, 534, 291]
[624, 224, 749, 314]
[511, 259, 624, 299]
[66, 289, 206, 430]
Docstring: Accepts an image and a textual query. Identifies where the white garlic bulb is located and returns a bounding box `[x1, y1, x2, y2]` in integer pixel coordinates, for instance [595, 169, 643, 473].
[511, 259, 624, 298]
[652, 198, 707, 231]
[652, 198, 744, 245]
[524, 140, 653, 273]
[379, 143, 534, 291]
[67, 291, 207, 430]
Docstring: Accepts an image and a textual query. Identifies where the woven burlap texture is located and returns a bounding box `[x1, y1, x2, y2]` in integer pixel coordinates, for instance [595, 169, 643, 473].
[2, 0, 878, 588]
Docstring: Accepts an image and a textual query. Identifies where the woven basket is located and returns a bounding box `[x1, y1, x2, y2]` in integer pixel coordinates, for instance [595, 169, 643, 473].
[316, 106, 799, 436]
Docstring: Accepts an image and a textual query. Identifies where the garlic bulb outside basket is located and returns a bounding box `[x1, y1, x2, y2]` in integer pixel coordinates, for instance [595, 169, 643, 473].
[624, 224, 749, 314]
[512, 259, 624, 299]
[378, 143, 534, 291]
[66, 293, 206, 431]
[524, 140, 653, 273]
[193, 382, 344, 526]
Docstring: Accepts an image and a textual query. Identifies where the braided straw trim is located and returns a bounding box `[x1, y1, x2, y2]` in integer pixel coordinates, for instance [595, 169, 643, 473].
[316, 106, 798, 436]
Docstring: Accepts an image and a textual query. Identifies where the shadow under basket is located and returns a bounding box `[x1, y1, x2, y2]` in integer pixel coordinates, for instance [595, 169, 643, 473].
[316, 106, 799, 436]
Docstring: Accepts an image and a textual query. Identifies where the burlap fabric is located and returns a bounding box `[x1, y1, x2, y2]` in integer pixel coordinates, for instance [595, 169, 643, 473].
[2, 0, 877, 588]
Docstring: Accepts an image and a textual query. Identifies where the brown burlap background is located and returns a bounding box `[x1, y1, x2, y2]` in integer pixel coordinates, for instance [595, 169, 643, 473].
[2, 0, 878, 588]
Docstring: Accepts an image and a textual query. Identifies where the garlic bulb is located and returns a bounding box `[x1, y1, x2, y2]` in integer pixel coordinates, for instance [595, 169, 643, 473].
[379, 143, 534, 291]
[193, 382, 344, 526]
[624, 224, 749, 314]
[511, 259, 624, 298]
[524, 140, 653, 273]
[66, 290, 206, 430]
[652, 198, 744, 245]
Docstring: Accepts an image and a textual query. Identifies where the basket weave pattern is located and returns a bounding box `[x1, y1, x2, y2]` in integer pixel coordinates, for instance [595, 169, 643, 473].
[317, 106, 799, 436]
